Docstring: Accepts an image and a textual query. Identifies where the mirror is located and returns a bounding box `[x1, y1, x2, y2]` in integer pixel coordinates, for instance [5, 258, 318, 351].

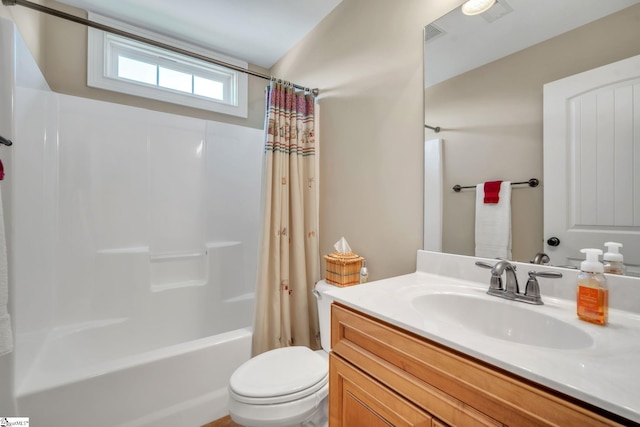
[424, 0, 640, 267]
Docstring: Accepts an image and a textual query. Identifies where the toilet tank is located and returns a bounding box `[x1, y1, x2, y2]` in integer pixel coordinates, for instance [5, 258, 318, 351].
[313, 280, 336, 352]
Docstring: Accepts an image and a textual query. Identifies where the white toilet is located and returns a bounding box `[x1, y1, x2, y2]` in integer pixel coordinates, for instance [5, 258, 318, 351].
[228, 281, 335, 427]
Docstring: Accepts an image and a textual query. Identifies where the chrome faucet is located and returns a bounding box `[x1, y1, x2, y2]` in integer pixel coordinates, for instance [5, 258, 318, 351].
[475, 260, 562, 305]
[530, 252, 550, 265]
[490, 260, 520, 297]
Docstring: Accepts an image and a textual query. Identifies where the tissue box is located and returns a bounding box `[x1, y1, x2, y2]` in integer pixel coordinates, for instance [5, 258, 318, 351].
[324, 252, 364, 287]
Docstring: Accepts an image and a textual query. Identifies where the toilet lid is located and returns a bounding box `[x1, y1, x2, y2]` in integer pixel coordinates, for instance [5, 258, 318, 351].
[229, 346, 327, 400]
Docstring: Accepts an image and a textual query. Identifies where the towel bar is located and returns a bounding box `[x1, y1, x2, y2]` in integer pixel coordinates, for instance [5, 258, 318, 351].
[453, 178, 539, 192]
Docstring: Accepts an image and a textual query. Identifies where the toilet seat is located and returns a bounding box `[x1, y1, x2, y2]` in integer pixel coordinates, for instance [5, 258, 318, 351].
[229, 346, 328, 405]
[229, 375, 327, 405]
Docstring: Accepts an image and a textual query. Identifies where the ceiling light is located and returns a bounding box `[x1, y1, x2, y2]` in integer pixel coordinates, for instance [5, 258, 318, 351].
[461, 0, 496, 16]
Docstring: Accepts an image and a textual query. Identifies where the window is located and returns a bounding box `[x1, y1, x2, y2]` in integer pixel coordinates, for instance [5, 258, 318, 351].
[87, 14, 248, 117]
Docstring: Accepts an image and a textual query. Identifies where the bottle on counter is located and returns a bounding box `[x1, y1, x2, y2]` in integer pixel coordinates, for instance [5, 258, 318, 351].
[359, 259, 369, 284]
[603, 242, 625, 275]
[576, 248, 608, 326]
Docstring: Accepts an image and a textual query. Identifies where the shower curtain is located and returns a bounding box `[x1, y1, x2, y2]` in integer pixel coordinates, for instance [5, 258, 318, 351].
[252, 81, 320, 355]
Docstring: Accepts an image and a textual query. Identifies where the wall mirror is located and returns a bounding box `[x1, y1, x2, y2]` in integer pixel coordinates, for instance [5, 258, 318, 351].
[424, 0, 640, 274]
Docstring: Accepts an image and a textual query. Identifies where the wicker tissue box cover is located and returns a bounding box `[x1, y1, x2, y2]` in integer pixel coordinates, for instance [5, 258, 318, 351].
[324, 252, 363, 287]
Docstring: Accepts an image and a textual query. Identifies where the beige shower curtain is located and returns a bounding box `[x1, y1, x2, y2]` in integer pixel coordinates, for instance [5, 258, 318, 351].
[252, 81, 320, 355]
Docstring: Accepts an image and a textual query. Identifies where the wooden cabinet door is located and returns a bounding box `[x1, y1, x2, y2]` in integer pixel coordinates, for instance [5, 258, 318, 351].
[329, 353, 433, 427]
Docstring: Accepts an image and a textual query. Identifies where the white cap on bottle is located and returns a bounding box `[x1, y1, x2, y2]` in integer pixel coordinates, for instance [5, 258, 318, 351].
[603, 242, 623, 262]
[580, 248, 604, 273]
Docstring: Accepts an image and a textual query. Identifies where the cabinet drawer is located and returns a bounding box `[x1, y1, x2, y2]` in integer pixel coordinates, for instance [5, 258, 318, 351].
[331, 303, 626, 427]
[330, 353, 433, 426]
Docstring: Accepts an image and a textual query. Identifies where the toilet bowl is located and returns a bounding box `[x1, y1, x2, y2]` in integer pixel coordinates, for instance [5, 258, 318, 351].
[228, 281, 335, 427]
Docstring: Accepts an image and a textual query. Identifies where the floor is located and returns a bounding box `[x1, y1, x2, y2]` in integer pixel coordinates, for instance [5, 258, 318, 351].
[201, 415, 243, 427]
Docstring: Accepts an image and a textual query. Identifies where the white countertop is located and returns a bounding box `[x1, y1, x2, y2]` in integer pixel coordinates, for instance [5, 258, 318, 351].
[325, 250, 640, 423]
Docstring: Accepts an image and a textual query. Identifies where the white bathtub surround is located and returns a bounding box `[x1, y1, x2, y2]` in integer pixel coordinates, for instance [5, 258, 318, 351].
[0, 184, 12, 356]
[1, 18, 262, 426]
[327, 250, 640, 423]
[252, 81, 320, 355]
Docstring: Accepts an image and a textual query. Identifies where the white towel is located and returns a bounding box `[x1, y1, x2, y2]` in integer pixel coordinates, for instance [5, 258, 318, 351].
[475, 181, 512, 260]
[0, 185, 13, 356]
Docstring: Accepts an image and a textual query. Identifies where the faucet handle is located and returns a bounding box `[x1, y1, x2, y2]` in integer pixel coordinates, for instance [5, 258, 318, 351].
[529, 271, 563, 279]
[524, 270, 563, 305]
[475, 261, 503, 293]
[475, 261, 494, 270]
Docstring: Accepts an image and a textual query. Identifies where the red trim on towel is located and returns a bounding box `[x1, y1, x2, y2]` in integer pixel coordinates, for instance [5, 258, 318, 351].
[484, 180, 502, 204]
[0, 159, 4, 180]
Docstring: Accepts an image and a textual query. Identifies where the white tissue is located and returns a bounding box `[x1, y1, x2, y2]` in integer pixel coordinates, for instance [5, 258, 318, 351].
[333, 236, 352, 254]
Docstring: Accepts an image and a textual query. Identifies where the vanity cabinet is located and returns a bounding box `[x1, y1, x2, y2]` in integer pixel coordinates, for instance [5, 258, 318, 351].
[329, 303, 628, 427]
[330, 354, 434, 426]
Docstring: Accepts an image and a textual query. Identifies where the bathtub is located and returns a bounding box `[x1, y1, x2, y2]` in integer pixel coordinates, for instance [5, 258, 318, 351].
[14, 242, 255, 427]
[15, 323, 252, 427]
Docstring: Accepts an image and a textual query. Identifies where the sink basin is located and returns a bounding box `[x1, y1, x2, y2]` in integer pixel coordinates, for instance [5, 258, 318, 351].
[412, 293, 593, 349]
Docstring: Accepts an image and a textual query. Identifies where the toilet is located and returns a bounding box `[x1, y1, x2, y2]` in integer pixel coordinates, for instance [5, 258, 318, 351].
[228, 281, 335, 427]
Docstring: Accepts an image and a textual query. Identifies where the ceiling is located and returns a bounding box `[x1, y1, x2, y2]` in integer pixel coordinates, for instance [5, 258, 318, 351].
[54, 0, 343, 69]
[425, 0, 640, 87]
[48, 0, 640, 83]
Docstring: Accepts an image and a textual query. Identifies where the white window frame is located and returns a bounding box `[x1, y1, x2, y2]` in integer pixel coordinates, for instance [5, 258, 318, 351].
[87, 13, 248, 118]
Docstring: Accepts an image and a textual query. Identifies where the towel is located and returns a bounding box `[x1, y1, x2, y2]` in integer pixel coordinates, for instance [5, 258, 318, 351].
[0, 184, 13, 356]
[483, 180, 502, 204]
[475, 181, 512, 260]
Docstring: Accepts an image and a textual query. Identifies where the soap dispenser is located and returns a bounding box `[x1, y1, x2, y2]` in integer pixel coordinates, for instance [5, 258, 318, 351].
[603, 242, 625, 275]
[576, 248, 608, 325]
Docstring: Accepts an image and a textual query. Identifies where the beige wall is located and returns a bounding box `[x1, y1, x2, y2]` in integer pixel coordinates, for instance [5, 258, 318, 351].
[425, 4, 640, 262]
[0, 0, 44, 65]
[1, 0, 269, 129]
[272, 0, 462, 280]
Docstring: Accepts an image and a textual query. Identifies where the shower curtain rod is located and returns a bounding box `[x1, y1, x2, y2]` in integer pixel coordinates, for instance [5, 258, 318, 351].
[2, 0, 319, 96]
